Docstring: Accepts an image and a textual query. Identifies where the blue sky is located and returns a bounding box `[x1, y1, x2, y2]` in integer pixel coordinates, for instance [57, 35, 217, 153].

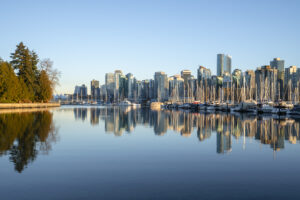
[0, 0, 299, 94]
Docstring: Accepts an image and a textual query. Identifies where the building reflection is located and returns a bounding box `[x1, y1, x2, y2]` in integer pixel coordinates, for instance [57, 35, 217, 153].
[73, 107, 300, 153]
[0, 110, 58, 173]
[74, 107, 87, 121]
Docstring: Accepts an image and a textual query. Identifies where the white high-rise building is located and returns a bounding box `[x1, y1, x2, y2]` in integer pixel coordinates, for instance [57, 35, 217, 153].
[217, 54, 232, 76]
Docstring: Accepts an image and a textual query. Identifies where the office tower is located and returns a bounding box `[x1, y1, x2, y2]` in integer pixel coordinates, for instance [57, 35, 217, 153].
[285, 66, 299, 102]
[105, 73, 115, 101]
[181, 70, 193, 101]
[169, 75, 184, 102]
[154, 71, 169, 102]
[141, 80, 150, 100]
[149, 79, 155, 100]
[270, 58, 285, 99]
[197, 66, 212, 101]
[244, 70, 256, 100]
[255, 65, 278, 102]
[113, 70, 123, 101]
[74, 84, 87, 99]
[126, 73, 134, 100]
[270, 58, 284, 72]
[181, 70, 192, 86]
[197, 66, 211, 82]
[114, 70, 123, 91]
[91, 79, 100, 99]
[217, 54, 232, 76]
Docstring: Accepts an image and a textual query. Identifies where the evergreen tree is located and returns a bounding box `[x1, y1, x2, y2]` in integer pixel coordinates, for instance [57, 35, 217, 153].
[0, 43, 60, 103]
[0, 62, 24, 102]
[10, 42, 40, 101]
[37, 70, 52, 102]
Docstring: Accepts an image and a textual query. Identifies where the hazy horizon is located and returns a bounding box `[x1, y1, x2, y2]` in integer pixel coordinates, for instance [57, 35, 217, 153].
[1, 0, 299, 94]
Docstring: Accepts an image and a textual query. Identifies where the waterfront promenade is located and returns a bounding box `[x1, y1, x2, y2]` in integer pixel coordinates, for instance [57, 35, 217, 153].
[0, 103, 60, 109]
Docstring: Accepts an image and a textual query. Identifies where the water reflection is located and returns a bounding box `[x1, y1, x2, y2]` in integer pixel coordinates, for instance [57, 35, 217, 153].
[1, 107, 300, 172]
[73, 107, 300, 153]
[0, 110, 58, 172]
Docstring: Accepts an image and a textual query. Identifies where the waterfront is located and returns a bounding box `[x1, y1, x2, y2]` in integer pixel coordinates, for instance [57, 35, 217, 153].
[1, 106, 300, 199]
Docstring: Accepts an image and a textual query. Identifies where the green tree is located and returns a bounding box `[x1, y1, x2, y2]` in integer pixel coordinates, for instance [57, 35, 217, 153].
[10, 42, 40, 101]
[0, 62, 25, 103]
[37, 70, 52, 102]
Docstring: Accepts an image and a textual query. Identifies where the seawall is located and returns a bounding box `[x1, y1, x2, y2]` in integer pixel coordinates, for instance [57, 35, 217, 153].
[0, 103, 60, 109]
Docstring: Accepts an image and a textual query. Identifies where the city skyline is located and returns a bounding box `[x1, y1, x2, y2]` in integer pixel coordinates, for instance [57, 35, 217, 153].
[69, 55, 300, 105]
[1, 0, 300, 94]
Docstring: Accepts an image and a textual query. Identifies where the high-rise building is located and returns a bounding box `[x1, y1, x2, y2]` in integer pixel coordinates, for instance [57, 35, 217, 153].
[141, 80, 151, 100]
[169, 75, 184, 102]
[126, 73, 134, 100]
[91, 79, 100, 99]
[244, 70, 256, 100]
[105, 73, 115, 101]
[255, 65, 278, 102]
[181, 70, 192, 86]
[74, 84, 87, 99]
[217, 54, 232, 76]
[285, 66, 299, 101]
[270, 58, 284, 72]
[154, 71, 169, 102]
[181, 70, 193, 101]
[197, 66, 211, 82]
[270, 58, 285, 99]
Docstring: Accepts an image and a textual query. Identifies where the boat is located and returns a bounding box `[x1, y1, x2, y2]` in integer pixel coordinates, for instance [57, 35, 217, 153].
[179, 103, 191, 109]
[118, 100, 132, 106]
[131, 103, 141, 108]
[150, 102, 163, 110]
[220, 103, 234, 112]
[231, 101, 257, 113]
[257, 103, 273, 114]
[288, 104, 300, 116]
[272, 101, 293, 115]
[206, 104, 215, 112]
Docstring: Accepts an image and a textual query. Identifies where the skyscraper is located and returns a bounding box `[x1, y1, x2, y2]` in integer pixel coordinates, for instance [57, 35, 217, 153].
[105, 73, 115, 101]
[217, 54, 232, 76]
[270, 58, 285, 99]
[126, 73, 134, 100]
[91, 79, 100, 99]
[284, 66, 299, 101]
[197, 66, 211, 84]
[154, 71, 169, 102]
[181, 70, 192, 86]
[255, 65, 278, 102]
[74, 84, 87, 99]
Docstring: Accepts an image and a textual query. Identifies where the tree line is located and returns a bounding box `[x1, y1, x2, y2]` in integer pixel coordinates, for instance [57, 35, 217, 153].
[0, 42, 60, 103]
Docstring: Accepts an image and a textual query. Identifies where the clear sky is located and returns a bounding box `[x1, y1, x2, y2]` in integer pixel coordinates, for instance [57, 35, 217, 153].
[0, 0, 299, 94]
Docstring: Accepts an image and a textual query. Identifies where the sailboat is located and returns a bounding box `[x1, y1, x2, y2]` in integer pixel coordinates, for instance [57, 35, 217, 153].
[273, 80, 294, 115]
[232, 73, 257, 113]
[257, 80, 274, 114]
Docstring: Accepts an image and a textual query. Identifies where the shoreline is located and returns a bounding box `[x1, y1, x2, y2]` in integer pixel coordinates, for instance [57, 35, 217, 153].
[0, 103, 60, 109]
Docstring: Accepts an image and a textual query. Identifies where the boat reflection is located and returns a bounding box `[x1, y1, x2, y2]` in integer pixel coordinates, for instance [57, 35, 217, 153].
[73, 107, 300, 153]
[0, 110, 58, 172]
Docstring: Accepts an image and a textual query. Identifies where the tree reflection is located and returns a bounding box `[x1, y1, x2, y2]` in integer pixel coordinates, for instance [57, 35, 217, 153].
[0, 111, 58, 173]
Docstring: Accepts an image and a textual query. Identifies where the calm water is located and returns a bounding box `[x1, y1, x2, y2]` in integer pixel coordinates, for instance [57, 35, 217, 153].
[1, 106, 300, 200]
